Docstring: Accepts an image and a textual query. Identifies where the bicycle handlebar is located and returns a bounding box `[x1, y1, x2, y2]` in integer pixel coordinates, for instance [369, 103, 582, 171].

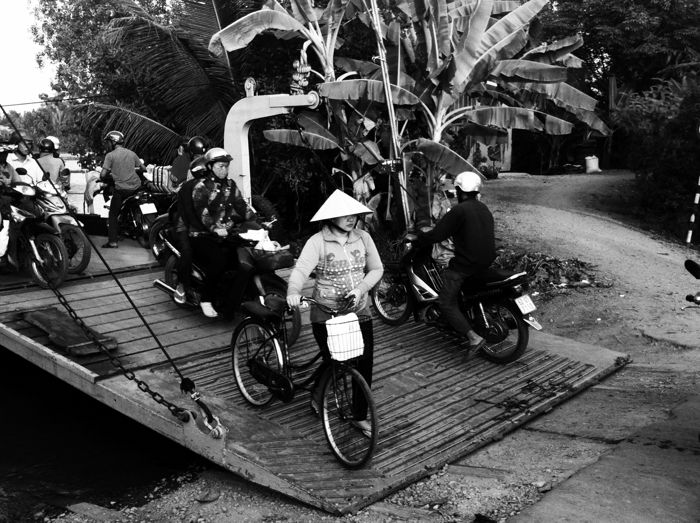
[299, 296, 356, 316]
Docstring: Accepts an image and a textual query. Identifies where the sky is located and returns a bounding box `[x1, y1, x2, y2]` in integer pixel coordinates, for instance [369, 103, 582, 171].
[0, 1, 56, 113]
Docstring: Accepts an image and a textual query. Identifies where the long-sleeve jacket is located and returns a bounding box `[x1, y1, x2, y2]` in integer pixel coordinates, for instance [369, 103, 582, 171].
[418, 198, 496, 275]
[191, 175, 251, 234]
[287, 227, 383, 322]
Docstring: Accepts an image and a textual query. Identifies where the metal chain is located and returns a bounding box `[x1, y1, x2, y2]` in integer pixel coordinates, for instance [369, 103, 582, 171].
[50, 286, 190, 421]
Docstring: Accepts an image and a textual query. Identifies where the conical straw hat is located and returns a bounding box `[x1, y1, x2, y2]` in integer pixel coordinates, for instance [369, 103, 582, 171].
[310, 189, 374, 222]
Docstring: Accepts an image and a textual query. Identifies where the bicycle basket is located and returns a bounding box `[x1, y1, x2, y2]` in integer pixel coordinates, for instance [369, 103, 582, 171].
[252, 249, 294, 271]
[326, 313, 364, 361]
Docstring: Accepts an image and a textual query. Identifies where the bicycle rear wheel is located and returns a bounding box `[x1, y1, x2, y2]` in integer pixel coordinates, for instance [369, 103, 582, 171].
[231, 318, 284, 406]
[321, 365, 378, 469]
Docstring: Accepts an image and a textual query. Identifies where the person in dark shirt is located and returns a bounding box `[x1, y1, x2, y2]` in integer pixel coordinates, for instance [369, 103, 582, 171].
[188, 147, 254, 318]
[416, 171, 495, 350]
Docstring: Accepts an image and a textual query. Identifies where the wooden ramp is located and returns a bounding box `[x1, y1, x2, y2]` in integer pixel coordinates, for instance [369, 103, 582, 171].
[0, 268, 629, 514]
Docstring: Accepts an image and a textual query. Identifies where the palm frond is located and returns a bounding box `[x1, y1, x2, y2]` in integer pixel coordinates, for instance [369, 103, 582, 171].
[88, 103, 183, 161]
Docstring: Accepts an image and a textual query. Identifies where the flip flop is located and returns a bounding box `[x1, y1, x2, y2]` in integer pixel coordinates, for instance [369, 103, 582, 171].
[101, 242, 118, 248]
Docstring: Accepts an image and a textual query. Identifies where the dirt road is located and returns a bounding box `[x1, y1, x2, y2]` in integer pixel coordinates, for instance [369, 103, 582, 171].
[47, 171, 699, 523]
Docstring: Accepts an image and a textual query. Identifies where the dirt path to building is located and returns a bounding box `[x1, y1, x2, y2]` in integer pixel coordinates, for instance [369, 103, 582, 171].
[47, 171, 700, 523]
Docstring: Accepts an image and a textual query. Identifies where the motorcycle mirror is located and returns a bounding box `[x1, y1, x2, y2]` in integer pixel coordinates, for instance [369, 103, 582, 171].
[15, 167, 27, 176]
[684, 259, 700, 279]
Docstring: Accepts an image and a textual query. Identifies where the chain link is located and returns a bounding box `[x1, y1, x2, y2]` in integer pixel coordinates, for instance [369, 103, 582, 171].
[50, 280, 190, 421]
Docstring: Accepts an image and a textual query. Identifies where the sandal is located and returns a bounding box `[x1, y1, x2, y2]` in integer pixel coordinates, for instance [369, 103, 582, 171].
[351, 419, 372, 438]
[101, 242, 118, 249]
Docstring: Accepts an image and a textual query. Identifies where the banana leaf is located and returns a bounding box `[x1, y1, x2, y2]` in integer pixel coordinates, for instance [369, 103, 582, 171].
[263, 129, 341, 149]
[318, 79, 421, 105]
[209, 10, 310, 56]
[489, 60, 567, 82]
[457, 106, 575, 134]
[350, 140, 383, 164]
[522, 34, 584, 66]
[503, 80, 597, 112]
[402, 138, 482, 176]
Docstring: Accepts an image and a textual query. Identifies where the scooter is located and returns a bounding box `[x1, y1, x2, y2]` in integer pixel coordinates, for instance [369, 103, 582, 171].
[371, 235, 542, 363]
[101, 180, 173, 248]
[0, 182, 69, 288]
[152, 224, 302, 345]
[33, 180, 91, 274]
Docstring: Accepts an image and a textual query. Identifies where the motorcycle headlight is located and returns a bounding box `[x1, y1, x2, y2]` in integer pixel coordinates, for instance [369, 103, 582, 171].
[13, 184, 35, 197]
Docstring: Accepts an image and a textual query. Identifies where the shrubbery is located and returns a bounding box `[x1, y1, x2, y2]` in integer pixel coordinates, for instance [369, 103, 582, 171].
[612, 77, 700, 241]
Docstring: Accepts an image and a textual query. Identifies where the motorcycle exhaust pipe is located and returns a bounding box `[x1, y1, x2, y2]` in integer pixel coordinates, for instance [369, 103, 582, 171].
[153, 278, 175, 295]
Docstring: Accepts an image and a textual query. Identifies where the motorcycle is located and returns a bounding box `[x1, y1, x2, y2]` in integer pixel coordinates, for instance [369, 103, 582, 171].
[152, 224, 302, 345]
[100, 180, 174, 248]
[33, 180, 92, 274]
[0, 182, 69, 288]
[371, 235, 542, 363]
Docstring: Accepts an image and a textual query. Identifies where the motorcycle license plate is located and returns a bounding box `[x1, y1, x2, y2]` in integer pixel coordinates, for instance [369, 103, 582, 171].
[139, 202, 158, 215]
[515, 294, 536, 314]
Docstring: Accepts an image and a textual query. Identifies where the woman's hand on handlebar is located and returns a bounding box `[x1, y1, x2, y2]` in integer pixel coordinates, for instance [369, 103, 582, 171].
[286, 294, 304, 310]
[344, 288, 361, 307]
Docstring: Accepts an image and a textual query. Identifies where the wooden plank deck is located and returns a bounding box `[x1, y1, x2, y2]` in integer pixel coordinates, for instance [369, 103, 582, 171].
[0, 268, 630, 514]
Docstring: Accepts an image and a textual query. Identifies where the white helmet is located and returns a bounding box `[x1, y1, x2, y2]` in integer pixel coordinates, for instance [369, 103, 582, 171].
[453, 171, 483, 193]
[310, 189, 373, 222]
[46, 135, 60, 149]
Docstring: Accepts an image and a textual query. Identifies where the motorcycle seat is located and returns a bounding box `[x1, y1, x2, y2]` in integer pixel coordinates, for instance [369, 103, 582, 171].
[463, 268, 528, 290]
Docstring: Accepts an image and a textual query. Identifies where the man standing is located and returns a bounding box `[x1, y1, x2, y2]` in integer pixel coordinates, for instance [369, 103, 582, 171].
[416, 171, 495, 350]
[100, 130, 144, 248]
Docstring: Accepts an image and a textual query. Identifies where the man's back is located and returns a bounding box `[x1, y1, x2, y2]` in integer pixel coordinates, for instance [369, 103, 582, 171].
[420, 198, 495, 275]
[36, 153, 64, 182]
[103, 146, 142, 191]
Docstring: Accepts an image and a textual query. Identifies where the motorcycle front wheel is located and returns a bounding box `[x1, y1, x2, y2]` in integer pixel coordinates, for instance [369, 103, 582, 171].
[148, 214, 169, 266]
[135, 210, 156, 248]
[61, 224, 91, 274]
[29, 233, 69, 289]
[371, 268, 412, 325]
[472, 300, 529, 363]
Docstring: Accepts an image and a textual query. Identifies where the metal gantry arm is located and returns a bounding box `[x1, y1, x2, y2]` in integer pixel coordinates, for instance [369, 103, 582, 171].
[223, 90, 321, 202]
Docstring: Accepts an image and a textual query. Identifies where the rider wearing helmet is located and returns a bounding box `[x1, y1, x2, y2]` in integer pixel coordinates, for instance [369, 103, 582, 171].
[100, 130, 145, 248]
[36, 138, 66, 187]
[286, 190, 383, 432]
[416, 170, 495, 350]
[188, 147, 255, 318]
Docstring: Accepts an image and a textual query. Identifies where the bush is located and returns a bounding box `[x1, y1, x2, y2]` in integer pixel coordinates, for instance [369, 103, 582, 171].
[613, 76, 700, 241]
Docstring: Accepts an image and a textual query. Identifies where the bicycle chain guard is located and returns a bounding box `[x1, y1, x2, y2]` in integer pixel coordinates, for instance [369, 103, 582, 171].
[248, 357, 295, 403]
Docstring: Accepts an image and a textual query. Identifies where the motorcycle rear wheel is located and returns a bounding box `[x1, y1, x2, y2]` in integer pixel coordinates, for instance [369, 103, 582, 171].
[473, 301, 529, 363]
[29, 234, 69, 289]
[61, 224, 91, 274]
[371, 269, 412, 325]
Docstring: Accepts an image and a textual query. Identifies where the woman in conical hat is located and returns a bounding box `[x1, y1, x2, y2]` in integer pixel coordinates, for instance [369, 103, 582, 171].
[286, 189, 383, 434]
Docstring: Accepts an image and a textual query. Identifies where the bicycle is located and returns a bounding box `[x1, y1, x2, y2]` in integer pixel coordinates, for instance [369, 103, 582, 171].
[230, 296, 378, 469]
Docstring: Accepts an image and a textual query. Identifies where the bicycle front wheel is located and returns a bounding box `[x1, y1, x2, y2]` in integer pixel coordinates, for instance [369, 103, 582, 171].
[321, 365, 378, 469]
[231, 318, 284, 407]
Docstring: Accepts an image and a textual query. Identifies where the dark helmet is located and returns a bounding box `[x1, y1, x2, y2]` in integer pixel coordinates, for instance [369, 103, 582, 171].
[104, 130, 124, 145]
[204, 147, 232, 169]
[39, 138, 56, 153]
[187, 136, 207, 157]
[189, 156, 207, 178]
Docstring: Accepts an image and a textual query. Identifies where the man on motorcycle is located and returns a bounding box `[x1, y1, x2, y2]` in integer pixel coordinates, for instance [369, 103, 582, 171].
[171, 137, 209, 305]
[8, 137, 42, 185]
[0, 144, 18, 187]
[416, 171, 495, 350]
[100, 130, 145, 248]
[36, 138, 65, 186]
[188, 147, 255, 318]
